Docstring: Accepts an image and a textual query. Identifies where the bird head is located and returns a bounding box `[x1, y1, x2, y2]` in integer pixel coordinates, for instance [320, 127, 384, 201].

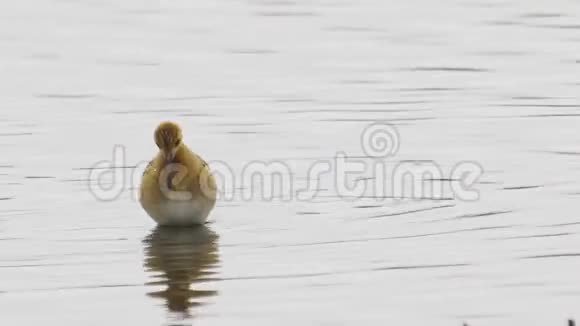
[154, 121, 183, 162]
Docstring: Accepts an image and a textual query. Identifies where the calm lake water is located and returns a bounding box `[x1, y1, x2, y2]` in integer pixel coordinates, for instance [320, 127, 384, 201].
[1, 0, 579, 325]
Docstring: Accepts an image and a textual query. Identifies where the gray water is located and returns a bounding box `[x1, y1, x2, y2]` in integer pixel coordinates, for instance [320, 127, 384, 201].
[1, 0, 580, 325]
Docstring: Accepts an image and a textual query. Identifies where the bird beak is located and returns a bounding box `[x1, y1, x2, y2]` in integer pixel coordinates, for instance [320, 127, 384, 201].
[164, 147, 178, 162]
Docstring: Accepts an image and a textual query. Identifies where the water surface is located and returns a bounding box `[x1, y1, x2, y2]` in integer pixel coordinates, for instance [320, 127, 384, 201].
[1, 0, 579, 325]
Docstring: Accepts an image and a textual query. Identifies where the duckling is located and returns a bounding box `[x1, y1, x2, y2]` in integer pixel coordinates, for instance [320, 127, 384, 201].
[140, 121, 217, 226]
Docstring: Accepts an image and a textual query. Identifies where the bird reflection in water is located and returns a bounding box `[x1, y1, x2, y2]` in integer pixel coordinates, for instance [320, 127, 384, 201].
[143, 226, 220, 320]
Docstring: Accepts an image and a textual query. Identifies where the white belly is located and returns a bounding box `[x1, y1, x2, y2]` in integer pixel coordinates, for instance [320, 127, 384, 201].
[144, 198, 214, 226]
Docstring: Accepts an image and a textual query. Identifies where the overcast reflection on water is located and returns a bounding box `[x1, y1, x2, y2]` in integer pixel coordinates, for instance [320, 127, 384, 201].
[1, 0, 580, 325]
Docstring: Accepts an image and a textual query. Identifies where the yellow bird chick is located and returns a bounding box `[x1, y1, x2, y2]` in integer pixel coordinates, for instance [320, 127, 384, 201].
[140, 121, 217, 226]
